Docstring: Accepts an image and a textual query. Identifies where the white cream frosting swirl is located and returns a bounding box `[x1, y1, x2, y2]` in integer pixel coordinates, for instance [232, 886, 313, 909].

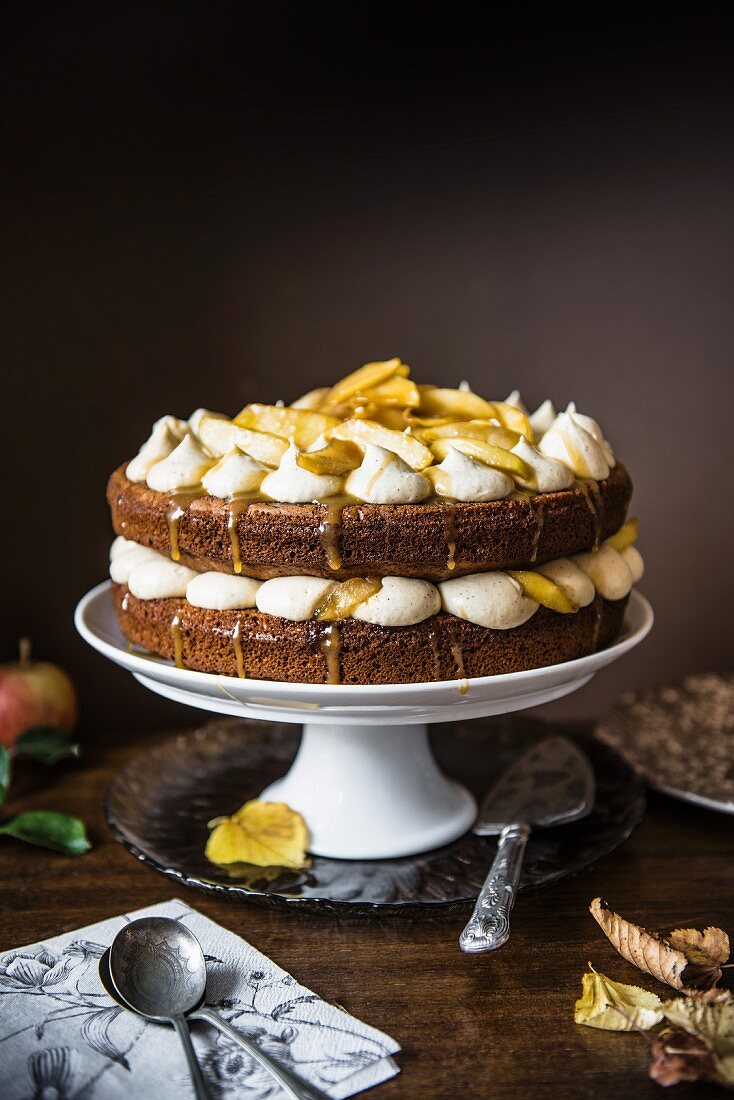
[620, 544, 644, 583]
[189, 408, 228, 439]
[430, 446, 514, 502]
[256, 576, 335, 621]
[126, 415, 188, 483]
[529, 399, 556, 439]
[109, 543, 164, 584]
[565, 403, 615, 467]
[572, 544, 633, 600]
[186, 572, 261, 610]
[538, 410, 612, 480]
[439, 573, 538, 629]
[260, 444, 343, 503]
[353, 577, 440, 626]
[146, 434, 214, 493]
[202, 450, 266, 497]
[536, 557, 595, 607]
[127, 559, 199, 600]
[510, 436, 574, 493]
[345, 444, 431, 504]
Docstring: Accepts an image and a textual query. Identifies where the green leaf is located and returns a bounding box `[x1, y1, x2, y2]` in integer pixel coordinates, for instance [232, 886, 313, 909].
[0, 747, 10, 806]
[0, 811, 91, 854]
[13, 727, 80, 765]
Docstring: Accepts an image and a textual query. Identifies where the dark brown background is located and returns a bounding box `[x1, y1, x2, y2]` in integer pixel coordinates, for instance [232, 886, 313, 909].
[2, 2, 733, 736]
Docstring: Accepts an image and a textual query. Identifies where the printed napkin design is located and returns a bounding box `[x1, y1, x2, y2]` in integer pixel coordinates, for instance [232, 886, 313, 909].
[0, 898, 399, 1099]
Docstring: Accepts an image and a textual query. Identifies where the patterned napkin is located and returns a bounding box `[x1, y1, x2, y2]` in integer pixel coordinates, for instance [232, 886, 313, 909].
[0, 898, 400, 1099]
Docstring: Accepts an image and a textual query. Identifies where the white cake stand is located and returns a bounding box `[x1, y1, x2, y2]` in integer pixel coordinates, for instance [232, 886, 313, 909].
[75, 582, 653, 860]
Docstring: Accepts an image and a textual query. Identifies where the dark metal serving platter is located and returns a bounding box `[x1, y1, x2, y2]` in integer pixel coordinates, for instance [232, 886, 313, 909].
[105, 715, 645, 918]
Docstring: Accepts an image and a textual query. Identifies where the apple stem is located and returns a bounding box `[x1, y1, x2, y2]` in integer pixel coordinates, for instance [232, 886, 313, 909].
[18, 637, 32, 667]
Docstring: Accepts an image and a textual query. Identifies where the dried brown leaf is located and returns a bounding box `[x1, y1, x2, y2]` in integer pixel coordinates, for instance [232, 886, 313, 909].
[590, 898, 728, 991]
[661, 991, 734, 1085]
[649, 1026, 720, 1088]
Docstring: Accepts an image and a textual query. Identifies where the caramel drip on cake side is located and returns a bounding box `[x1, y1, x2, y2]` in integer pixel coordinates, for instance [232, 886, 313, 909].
[318, 501, 346, 572]
[232, 619, 245, 678]
[578, 480, 604, 550]
[319, 623, 341, 684]
[590, 598, 603, 652]
[530, 496, 546, 562]
[446, 620, 469, 695]
[227, 496, 251, 574]
[166, 490, 203, 561]
[427, 626, 443, 682]
[170, 613, 184, 669]
[442, 503, 459, 572]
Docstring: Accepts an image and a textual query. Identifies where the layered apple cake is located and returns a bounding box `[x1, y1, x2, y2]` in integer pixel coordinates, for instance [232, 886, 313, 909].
[107, 359, 643, 685]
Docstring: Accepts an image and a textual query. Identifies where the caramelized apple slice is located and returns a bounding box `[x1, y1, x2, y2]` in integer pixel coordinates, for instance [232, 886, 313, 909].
[606, 517, 638, 553]
[314, 577, 382, 621]
[506, 571, 579, 614]
[360, 375, 420, 408]
[234, 404, 340, 448]
[198, 416, 288, 466]
[490, 401, 535, 442]
[429, 437, 532, 480]
[198, 416, 239, 456]
[296, 439, 364, 475]
[326, 358, 408, 405]
[418, 420, 520, 449]
[331, 418, 434, 470]
[417, 386, 496, 420]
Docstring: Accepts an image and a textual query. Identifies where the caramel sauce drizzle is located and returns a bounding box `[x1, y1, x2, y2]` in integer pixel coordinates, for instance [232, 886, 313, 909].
[442, 503, 459, 572]
[446, 620, 469, 695]
[232, 619, 245, 678]
[530, 496, 546, 563]
[319, 623, 341, 684]
[170, 613, 184, 668]
[227, 496, 250, 574]
[578, 480, 604, 550]
[318, 500, 346, 572]
[166, 490, 203, 561]
[590, 599, 603, 652]
[427, 626, 443, 682]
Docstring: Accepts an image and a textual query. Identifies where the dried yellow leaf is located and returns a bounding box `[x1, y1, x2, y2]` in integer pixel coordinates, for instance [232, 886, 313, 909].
[574, 969, 663, 1031]
[590, 898, 729, 991]
[205, 800, 309, 869]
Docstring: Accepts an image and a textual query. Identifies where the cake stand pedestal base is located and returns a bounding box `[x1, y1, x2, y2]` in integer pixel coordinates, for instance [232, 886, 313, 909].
[260, 721, 477, 859]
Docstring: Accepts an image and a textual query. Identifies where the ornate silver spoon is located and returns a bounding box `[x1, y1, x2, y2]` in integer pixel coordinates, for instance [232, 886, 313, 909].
[104, 916, 327, 1100]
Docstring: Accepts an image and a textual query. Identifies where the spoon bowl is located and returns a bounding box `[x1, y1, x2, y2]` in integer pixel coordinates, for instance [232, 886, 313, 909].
[102, 917, 326, 1100]
[109, 916, 206, 1021]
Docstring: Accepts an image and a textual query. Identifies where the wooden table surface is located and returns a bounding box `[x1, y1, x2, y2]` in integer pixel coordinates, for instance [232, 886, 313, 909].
[2, 727, 732, 1100]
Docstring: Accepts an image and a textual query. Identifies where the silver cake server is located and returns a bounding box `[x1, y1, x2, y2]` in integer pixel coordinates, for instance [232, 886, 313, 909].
[459, 735, 595, 954]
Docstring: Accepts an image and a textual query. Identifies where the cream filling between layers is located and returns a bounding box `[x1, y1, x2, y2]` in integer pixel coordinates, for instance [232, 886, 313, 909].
[111, 536, 643, 629]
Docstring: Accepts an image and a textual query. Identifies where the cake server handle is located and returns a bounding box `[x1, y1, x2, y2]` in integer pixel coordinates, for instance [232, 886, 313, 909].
[458, 821, 531, 953]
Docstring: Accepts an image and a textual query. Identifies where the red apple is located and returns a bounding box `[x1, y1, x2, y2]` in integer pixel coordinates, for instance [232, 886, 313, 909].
[0, 639, 78, 748]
